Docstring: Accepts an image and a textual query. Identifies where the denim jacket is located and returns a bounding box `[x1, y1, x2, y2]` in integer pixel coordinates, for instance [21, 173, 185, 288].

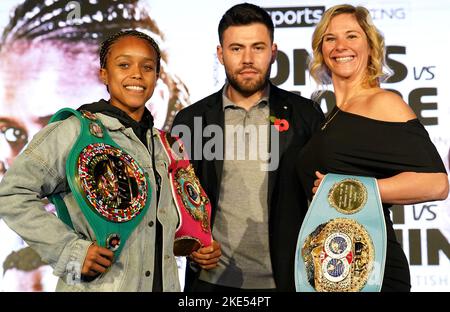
[0, 113, 180, 291]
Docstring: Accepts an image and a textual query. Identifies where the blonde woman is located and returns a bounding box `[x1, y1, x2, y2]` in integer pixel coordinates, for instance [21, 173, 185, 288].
[297, 4, 448, 291]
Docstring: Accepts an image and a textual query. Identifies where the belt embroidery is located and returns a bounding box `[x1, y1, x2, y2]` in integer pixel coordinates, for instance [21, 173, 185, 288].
[48, 108, 151, 258]
[158, 131, 212, 256]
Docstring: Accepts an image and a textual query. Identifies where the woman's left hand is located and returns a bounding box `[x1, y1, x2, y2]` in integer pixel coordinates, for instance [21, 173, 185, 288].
[312, 171, 325, 195]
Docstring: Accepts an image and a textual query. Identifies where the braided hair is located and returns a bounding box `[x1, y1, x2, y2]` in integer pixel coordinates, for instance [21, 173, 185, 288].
[0, 0, 189, 131]
[99, 29, 161, 74]
[1, 0, 164, 48]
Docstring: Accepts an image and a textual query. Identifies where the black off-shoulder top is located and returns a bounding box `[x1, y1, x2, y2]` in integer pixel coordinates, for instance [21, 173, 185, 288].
[296, 106, 446, 292]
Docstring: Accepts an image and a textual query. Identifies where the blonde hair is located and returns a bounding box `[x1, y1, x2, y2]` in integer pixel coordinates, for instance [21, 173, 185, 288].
[309, 4, 389, 88]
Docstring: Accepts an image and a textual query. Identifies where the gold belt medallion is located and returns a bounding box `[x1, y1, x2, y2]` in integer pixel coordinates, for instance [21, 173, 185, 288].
[328, 178, 367, 214]
[302, 218, 374, 292]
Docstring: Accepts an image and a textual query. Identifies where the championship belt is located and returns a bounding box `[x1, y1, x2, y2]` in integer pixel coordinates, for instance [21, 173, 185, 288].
[47, 108, 151, 258]
[158, 130, 212, 256]
[295, 174, 387, 292]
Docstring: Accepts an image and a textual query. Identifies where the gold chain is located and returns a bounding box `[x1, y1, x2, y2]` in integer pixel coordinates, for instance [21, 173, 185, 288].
[321, 107, 340, 130]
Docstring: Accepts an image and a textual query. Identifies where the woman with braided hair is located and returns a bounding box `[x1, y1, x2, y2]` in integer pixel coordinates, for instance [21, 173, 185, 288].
[0, 28, 186, 291]
[0, 0, 191, 291]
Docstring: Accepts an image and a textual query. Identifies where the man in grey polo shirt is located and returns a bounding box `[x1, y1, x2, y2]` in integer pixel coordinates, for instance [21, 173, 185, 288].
[172, 3, 324, 291]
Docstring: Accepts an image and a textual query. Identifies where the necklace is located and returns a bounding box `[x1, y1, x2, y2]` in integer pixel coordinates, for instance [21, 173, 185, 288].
[321, 107, 340, 130]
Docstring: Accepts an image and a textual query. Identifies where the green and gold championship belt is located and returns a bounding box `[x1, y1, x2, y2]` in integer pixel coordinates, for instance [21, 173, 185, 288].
[295, 174, 387, 292]
[48, 108, 151, 259]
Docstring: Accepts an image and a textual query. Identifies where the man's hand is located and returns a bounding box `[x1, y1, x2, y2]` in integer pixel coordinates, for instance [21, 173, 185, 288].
[81, 244, 114, 277]
[190, 240, 221, 270]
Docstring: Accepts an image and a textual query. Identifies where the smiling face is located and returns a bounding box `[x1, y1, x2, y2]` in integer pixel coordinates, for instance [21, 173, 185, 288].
[217, 23, 277, 98]
[321, 13, 370, 86]
[100, 36, 158, 120]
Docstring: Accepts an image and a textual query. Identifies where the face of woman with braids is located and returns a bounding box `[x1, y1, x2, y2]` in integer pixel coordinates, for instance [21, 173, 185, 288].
[100, 36, 159, 121]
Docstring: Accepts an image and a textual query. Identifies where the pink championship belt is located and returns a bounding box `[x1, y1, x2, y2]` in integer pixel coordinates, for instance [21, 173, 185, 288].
[158, 130, 212, 256]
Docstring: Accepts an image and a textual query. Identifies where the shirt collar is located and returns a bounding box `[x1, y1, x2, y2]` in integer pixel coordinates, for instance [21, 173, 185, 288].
[222, 83, 270, 110]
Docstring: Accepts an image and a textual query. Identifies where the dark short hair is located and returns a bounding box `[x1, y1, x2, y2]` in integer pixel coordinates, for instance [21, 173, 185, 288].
[99, 29, 161, 74]
[218, 3, 274, 44]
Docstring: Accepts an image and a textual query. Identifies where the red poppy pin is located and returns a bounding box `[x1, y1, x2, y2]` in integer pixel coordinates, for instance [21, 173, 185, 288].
[269, 116, 289, 132]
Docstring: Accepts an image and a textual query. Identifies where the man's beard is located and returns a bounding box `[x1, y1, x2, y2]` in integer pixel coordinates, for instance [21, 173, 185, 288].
[225, 66, 271, 97]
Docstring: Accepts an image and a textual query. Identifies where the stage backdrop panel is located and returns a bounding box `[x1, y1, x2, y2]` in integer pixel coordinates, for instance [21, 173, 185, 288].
[0, 0, 449, 292]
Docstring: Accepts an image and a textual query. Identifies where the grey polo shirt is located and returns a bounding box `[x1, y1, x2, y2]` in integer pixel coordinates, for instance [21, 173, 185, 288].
[199, 84, 276, 289]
